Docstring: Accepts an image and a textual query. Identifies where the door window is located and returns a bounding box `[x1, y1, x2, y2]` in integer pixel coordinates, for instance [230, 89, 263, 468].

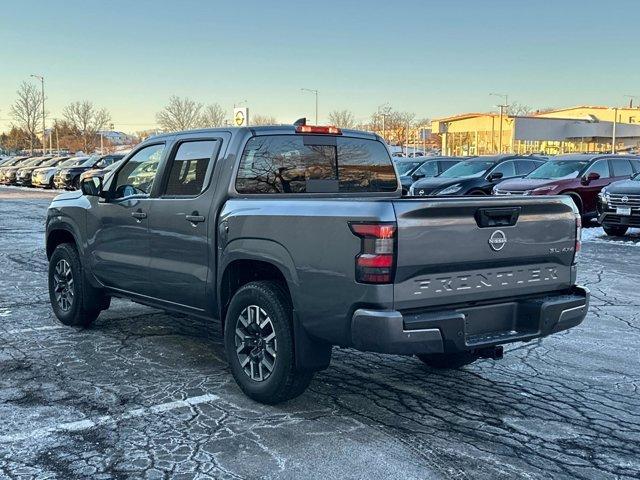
[163, 140, 218, 196]
[585, 160, 610, 178]
[112, 144, 165, 198]
[515, 160, 543, 176]
[491, 161, 516, 178]
[610, 158, 633, 177]
[414, 160, 438, 177]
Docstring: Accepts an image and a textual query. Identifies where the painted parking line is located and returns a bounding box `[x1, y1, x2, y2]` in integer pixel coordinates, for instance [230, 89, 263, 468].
[3, 325, 66, 335]
[0, 393, 220, 443]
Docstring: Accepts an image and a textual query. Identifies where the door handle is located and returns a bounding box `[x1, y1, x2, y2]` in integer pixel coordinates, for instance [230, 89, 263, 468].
[185, 214, 206, 224]
[131, 211, 147, 221]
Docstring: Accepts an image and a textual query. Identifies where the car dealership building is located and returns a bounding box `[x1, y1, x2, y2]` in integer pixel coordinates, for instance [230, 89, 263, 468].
[432, 106, 640, 156]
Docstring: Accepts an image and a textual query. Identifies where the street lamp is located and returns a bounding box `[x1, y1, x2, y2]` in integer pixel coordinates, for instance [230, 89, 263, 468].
[377, 103, 391, 143]
[490, 93, 509, 153]
[31, 74, 45, 154]
[301, 88, 319, 124]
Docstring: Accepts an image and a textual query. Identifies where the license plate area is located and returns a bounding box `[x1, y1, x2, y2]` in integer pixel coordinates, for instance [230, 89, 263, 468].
[464, 303, 517, 339]
[616, 207, 631, 216]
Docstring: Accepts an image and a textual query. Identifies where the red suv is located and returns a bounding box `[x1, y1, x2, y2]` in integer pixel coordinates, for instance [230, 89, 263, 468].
[494, 154, 640, 221]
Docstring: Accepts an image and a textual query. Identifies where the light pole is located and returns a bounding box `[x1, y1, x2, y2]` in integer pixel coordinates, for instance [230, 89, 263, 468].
[490, 93, 509, 153]
[377, 104, 390, 143]
[31, 74, 45, 154]
[301, 88, 319, 124]
[623, 95, 638, 108]
[612, 107, 618, 154]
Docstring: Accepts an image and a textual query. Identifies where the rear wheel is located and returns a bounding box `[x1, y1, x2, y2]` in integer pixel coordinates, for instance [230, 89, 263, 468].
[224, 281, 313, 404]
[416, 352, 478, 369]
[603, 225, 628, 237]
[48, 243, 110, 327]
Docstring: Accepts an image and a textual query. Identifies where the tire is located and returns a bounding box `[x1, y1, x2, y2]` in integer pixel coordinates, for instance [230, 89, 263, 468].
[224, 281, 313, 404]
[416, 351, 478, 369]
[603, 225, 628, 237]
[48, 243, 109, 327]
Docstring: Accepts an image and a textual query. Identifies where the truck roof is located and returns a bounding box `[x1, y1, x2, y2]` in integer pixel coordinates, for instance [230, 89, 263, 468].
[147, 125, 381, 142]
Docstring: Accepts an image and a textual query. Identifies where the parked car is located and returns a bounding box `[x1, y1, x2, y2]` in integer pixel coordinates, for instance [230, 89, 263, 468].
[597, 172, 640, 236]
[46, 124, 588, 404]
[494, 154, 640, 221]
[16, 156, 68, 186]
[31, 157, 79, 188]
[410, 154, 546, 196]
[0, 156, 33, 183]
[79, 158, 124, 183]
[395, 156, 466, 195]
[0, 156, 51, 185]
[53, 153, 125, 190]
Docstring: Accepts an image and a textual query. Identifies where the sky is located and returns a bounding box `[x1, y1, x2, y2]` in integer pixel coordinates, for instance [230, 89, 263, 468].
[2, 0, 640, 133]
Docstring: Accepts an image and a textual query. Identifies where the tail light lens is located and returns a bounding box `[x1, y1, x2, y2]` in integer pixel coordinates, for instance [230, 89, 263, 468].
[349, 222, 396, 284]
[295, 125, 342, 135]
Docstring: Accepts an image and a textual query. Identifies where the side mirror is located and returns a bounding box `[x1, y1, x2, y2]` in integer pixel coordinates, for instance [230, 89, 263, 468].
[581, 172, 600, 185]
[488, 171, 504, 182]
[412, 173, 425, 181]
[81, 176, 103, 197]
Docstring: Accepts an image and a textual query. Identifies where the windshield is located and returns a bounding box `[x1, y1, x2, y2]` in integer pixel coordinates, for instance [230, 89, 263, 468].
[526, 160, 589, 180]
[61, 157, 89, 167]
[80, 157, 97, 167]
[41, 157, 65, 167]
[396, 161, 421, 175]
[439, 160, 494, 178]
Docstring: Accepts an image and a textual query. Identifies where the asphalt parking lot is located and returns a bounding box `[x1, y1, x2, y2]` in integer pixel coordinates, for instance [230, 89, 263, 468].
[0, 186, 639, 480]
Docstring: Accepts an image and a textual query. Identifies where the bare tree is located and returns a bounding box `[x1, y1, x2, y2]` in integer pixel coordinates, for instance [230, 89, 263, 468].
[156, 96, 203, 132]
[200, 103, 226, 127]
[63, 100, 112, 151]
[328, 110, 357, 129]
[250, 114, 278, 126]
[9, 81, 43, 154]
[507, 102, 533, 116]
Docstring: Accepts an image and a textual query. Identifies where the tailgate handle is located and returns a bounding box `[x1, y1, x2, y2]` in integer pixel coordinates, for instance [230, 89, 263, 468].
[475, 207, 521, 228]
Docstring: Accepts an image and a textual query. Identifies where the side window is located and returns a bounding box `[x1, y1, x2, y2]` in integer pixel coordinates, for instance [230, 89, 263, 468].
[586, 160, 610, 178]
[611, 158, 634, 177]
[631, 160, 640, 174]
[491, 161, 516, 178]
[415, 161, 438, 177]
[113, 144, 165, 199]
[163, 140, 218, 196]
[515, 160, 542, 176]
[439, 160, 459, 173]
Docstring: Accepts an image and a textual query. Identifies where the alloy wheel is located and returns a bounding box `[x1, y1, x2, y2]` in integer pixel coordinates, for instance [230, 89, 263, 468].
[53, 259, 74, 312]
[235, 305, 277, 382]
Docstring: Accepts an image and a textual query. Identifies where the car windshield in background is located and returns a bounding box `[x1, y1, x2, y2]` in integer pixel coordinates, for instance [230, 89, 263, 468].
[236, 135, 397, 194]
[439, 160, 495, 178]
[40, 158, 63, 167]
[395, 161, 421, 175]
[61, 157, 89, 167]
[526, 160, 589, 180]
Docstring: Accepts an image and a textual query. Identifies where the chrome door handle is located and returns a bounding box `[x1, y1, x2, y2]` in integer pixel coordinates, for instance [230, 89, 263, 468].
[131, 211, 147, 221]
[185, 214, 206, 224]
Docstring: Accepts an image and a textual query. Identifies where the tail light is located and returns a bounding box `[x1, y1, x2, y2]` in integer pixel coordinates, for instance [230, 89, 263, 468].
[349, 222, 396, 284]
[574, 214, 582, 261]
[295, 125, 342, 135]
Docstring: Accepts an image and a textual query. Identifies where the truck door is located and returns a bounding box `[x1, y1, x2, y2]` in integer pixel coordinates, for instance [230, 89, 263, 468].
[87, 143, 166, 297]
[147, 136, 226, 311]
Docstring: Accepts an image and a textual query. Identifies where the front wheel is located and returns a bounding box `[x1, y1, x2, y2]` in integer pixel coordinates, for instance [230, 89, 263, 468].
[48, 243, 109, 327]
[224, 281, 313, 404]
[416, 352, 478, 369]
[603, 225, 628, 237]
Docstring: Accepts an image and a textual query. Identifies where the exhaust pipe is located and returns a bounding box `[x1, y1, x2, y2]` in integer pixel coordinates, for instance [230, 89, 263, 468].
[476, 345, 503, 360]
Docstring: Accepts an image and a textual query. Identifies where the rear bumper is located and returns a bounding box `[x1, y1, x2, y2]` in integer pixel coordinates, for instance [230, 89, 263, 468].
[351, 286, 589, 355]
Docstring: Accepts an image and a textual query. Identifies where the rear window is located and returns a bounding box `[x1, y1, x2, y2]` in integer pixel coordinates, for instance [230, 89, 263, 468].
[611, 158, 633, 177]
[235, 135, 397, 194]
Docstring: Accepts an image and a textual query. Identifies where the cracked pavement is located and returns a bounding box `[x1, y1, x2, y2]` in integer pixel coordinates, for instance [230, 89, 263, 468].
[0, 186, 639, 479]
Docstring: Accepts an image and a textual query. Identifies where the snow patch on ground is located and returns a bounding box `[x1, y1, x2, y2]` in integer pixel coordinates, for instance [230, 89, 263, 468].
[582, 226, 640, 246]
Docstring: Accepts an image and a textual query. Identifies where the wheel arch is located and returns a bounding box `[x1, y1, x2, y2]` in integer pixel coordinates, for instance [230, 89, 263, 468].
[559, 191, 583, 214]
[46, 226, 81, 260]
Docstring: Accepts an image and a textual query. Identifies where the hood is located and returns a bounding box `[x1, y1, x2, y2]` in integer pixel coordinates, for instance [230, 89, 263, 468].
[410, 176, 470, 195]
[52, 190, 83, 202]
[604, 179, 640, 195]
[496, 178, 561, 192]
[34, 166, 56, 174]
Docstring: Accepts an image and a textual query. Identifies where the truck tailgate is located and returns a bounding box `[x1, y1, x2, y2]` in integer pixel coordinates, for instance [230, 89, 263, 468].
[392, 196, 578, 311]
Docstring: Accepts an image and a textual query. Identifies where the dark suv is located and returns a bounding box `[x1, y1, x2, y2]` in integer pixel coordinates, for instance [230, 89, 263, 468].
[54, 153, 125, 189]
[410, 154, 546, 196]
[395, 156, 465, 195]
[597, 173, 640, 236]
[495, 154, 640, 220]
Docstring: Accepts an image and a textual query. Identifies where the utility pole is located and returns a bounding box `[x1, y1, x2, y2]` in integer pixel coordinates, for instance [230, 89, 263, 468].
[301, 88, 319, 124]
[377, 103, 390, 143]
[612, 107, 618, 154]
[490, 93, 509, 153]
[623, 95, 638, 108]
[31, 74, 45, 154]
[55, 126, 59, 153]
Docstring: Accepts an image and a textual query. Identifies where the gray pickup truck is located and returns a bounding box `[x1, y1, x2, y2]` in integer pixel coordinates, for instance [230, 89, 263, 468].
[46, 123, 589, 404]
